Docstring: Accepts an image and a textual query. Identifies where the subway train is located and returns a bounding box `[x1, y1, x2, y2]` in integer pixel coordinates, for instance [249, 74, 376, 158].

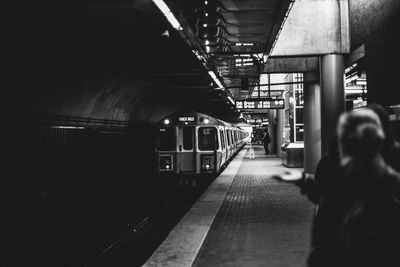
[156, 112, 250, 179]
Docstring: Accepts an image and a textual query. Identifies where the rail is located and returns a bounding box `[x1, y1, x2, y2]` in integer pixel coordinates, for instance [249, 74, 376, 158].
[89, 216, 151, 264]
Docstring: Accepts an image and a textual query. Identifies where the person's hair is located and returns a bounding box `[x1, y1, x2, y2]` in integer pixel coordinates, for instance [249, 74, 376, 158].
[367, 103, 394, 147]
[337, 109, 385, 161]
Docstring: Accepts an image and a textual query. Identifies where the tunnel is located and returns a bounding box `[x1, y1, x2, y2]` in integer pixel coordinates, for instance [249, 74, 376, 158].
[4, 0, 400, 266]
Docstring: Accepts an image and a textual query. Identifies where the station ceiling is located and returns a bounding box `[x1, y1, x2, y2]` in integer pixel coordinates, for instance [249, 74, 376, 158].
[6, 0, 291, 122]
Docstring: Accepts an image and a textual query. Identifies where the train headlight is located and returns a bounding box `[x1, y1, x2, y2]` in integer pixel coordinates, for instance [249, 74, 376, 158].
[204, 118, 209, 124]
[160, 155, 173, 171]
[164, 119, 170, 125]
[201, 155, 215, 171]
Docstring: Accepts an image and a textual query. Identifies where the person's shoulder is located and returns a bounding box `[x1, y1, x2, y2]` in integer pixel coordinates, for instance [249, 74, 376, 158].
[384, 166, 400, 196]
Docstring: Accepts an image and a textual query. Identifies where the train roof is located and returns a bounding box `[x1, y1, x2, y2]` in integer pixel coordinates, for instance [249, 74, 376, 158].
[158, 111, 243, 129]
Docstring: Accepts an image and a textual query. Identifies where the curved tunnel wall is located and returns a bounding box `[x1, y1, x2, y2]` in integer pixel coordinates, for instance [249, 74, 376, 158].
[3, 4, 215, 264]
[4, 77, 189, 265]
[14, 78, 183, 124]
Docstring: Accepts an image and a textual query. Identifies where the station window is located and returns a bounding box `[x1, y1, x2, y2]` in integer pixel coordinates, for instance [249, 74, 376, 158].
[182, 127, 193, 150]
[198, 127, 219, 150]
[158, 128, 176, 151]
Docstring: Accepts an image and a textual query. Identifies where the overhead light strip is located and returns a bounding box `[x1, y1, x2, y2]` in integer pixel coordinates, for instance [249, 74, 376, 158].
[208, 71, 224, 89]
[152, 0, 183, 30]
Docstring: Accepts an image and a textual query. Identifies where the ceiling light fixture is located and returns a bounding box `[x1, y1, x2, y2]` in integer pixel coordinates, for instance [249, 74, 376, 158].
[152, 0, 183, 30]
[208, 71, 224, 88]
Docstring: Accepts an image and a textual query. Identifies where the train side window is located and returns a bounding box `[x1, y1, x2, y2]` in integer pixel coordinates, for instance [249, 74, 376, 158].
[198, 127, 219, 151]
[220, 129, 225, 149]
[227, 130, 232, 146]
[183, 127, 193, 150]
[158, 127, 176, 151]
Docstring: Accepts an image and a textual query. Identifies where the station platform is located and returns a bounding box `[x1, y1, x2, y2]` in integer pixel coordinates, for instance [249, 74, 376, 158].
[145, 145, 315, 267]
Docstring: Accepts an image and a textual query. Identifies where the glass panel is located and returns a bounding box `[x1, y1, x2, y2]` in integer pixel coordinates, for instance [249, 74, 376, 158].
[296, 125, 304, 141]
[198, 127, 219, 150]
[295, 108, 304, 124]
[158, 128, 175, 151]
[182, 127, 193, 150]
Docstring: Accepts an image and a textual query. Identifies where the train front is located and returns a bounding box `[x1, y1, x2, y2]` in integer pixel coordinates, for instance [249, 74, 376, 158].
[156, 113, 220, 178]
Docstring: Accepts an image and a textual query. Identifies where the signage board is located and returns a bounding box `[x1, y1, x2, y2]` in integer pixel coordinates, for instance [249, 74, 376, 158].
[235, 99, 285, 110]
[178, 116, 195, 122]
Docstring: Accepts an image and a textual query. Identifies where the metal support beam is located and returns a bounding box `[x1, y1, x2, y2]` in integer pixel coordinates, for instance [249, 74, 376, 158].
[320, 54, 345, 157]
[303, 72, 321, 174]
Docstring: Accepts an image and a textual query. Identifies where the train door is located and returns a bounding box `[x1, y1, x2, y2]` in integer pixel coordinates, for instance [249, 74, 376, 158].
[222, 128, 229, 161]
[178, 126, 195, 173]
[220, 129, 227, 165]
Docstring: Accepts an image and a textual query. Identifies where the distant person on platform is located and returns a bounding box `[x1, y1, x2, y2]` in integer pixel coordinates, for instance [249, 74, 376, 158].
[263, 130, 271, 154]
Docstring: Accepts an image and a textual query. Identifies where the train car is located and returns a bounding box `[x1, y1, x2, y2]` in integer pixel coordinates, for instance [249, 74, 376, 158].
[156, 111, 250, 179]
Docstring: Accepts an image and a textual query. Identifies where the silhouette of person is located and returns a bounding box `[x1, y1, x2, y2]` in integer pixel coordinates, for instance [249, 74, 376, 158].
[308, 108, 400, 267]
[263, 130, 271, 154]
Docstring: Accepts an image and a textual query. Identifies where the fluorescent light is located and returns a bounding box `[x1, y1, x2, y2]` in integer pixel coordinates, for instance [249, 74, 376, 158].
[206, 46, 210, 52]
[205, 40, 210, 45]
[51, 126, 85, 129]
[208, 71, 224, 88]
[152, 0, 183, 30]
[355, 79, 367, 86]
[228, 96, 235, 105]
[152, 0, 170, 14]
[165, 13, 182, 30]
[346, 89, 364, 94]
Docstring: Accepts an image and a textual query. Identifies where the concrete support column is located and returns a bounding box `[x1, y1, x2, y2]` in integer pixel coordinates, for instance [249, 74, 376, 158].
[268, 110, 277, 154]
[276, 109, 285, 158]
[303, 72, 321, 175]
[320, 54, 346, 157]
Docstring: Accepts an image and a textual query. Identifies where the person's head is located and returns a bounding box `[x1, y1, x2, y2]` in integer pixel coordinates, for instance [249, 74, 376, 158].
[337, 109, 385, 162]
[367, 103, 394, 146]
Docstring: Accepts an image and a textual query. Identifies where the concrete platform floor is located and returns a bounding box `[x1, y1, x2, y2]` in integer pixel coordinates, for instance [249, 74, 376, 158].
[144, 145, 315, 267]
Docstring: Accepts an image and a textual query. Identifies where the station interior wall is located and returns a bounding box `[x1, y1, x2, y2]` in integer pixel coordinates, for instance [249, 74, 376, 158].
[349, 0, 400, 106]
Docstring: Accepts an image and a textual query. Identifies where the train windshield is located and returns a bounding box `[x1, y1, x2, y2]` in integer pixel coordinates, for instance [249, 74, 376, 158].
[198, 127, 219, 151]
[158, 128, 176, 151]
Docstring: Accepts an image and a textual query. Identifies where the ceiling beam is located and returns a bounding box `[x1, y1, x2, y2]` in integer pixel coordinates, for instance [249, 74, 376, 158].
[262, 56, 319, 73]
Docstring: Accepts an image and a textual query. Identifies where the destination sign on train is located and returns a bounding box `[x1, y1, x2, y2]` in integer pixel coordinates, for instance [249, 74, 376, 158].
[178, 116, 195, 122]
[235, 99, 285, 110]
